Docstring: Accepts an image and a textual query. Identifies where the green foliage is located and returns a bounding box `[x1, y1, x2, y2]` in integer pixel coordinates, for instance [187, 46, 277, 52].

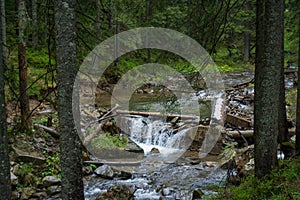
[17, 162, 33, 177]
[209, 157, 300, 200]
[91, 133, 128, 149]
[41, 153, 61, 178]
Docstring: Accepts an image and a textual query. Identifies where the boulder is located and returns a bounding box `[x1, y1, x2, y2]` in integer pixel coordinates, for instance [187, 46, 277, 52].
[94, 164, 115, 179]
[150, 148, 160, 154]
[42, 176, 61, 188]
[124, 139, 144, 153]
[46, 185, 61, 195]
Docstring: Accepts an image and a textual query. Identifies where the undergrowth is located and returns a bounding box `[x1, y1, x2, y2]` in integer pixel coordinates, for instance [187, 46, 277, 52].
[209, 157, 300, 200]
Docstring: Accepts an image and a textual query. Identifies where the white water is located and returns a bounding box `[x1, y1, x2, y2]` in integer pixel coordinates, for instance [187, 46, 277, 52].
[118, 116, 191, 156]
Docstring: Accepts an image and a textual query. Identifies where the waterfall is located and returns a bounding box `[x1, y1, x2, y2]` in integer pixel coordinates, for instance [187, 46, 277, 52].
[117, 116, 192, 155]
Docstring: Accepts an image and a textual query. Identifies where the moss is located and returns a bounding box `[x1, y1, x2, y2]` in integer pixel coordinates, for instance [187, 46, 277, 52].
[91, 133, 128, 149]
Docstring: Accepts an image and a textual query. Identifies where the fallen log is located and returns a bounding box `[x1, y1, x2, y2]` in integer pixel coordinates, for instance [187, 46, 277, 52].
[226, 113, 252, 128]
[33, 124, 59, 139]
[226, 78, 254, 91]
[84, 160, 142, 166]
[115, 110, 200, 120]
[228, 128, 296, 138]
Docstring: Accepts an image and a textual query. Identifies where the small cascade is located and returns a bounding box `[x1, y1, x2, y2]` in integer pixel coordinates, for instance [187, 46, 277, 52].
[117, 116, 192, 156]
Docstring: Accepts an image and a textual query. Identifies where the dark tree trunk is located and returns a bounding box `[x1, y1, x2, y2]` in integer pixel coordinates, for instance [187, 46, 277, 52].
[0, 0, 11, 198]
[32, 0, 37, 48]
[54, 0, 84, 199]
[296, 16, 300, 154]
[254, 0, 284, 178]
[18, 0, 31, 131]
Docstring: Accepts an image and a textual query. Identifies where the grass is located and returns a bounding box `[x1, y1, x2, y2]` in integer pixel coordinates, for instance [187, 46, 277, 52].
[91, 132, 128, 149]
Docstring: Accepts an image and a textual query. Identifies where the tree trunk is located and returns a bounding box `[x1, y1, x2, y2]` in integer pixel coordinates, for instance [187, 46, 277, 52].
[243, 31, 250, 61]
[0, 0, 11, 198]
[54, 0, 84, 199]
[31, 0, 37, 48]
[18, 0, 31, 131]
[296, 15, 300, 154]
[254, 0, 284, 178]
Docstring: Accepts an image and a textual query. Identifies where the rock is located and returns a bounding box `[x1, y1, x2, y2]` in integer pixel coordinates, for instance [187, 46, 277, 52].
[204, 161, 216, 167]
[150, 147, 160, 154]
[20, 187, 35, 200]
[46, 185, 61, 195]
[162, 187, 172, 196]
[11, 172, 18, 186]
[171, 117, 179, 125]
[94, 165, 115, 179]
[244, 158, 254, 171]
[124, 139, 144, 153]
[13, 147, 46, 165]
[143, 88, 154, 94]
[83, 166, 93, 175]
[192, 188, 204, 199]
[32, 192, 47, 199]
[42, 176, 61, 188]
[116, 170, 132, 180]
[11, 191, 20, 200]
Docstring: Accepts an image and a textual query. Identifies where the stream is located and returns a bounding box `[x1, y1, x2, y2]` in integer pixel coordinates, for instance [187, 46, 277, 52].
[57, 70, 296, 199]
[81, 72, 258, 199]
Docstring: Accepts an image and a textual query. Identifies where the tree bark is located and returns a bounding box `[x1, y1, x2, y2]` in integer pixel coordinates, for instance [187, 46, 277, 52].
[54, 0, 84, 199]
[254, 0, 284, 178]
[31, 0, 37, 48]
[296, 15, 300, 154]
[18, 0, 31, 131]
[0, 0, 11, 198]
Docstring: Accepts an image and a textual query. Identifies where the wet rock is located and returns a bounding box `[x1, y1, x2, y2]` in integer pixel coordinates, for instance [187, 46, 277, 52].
[162, 187, 172, 196]
[192, 188, 204, 199]
[11, 190, 20, 200]
[83, 166, 93, 175]
[124, 139, 144, 153]
[204, 161, 216, 167]
[20, 187, 35, 200]
[11, 172, 18, 186]
[150, 148, 160, 154]
[94, 164, 115, 179]
[116, 170, 132, 180]
[97, 185, 134, 200]
[42, 176, 61, 187]
[46, 185, 61, 195]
